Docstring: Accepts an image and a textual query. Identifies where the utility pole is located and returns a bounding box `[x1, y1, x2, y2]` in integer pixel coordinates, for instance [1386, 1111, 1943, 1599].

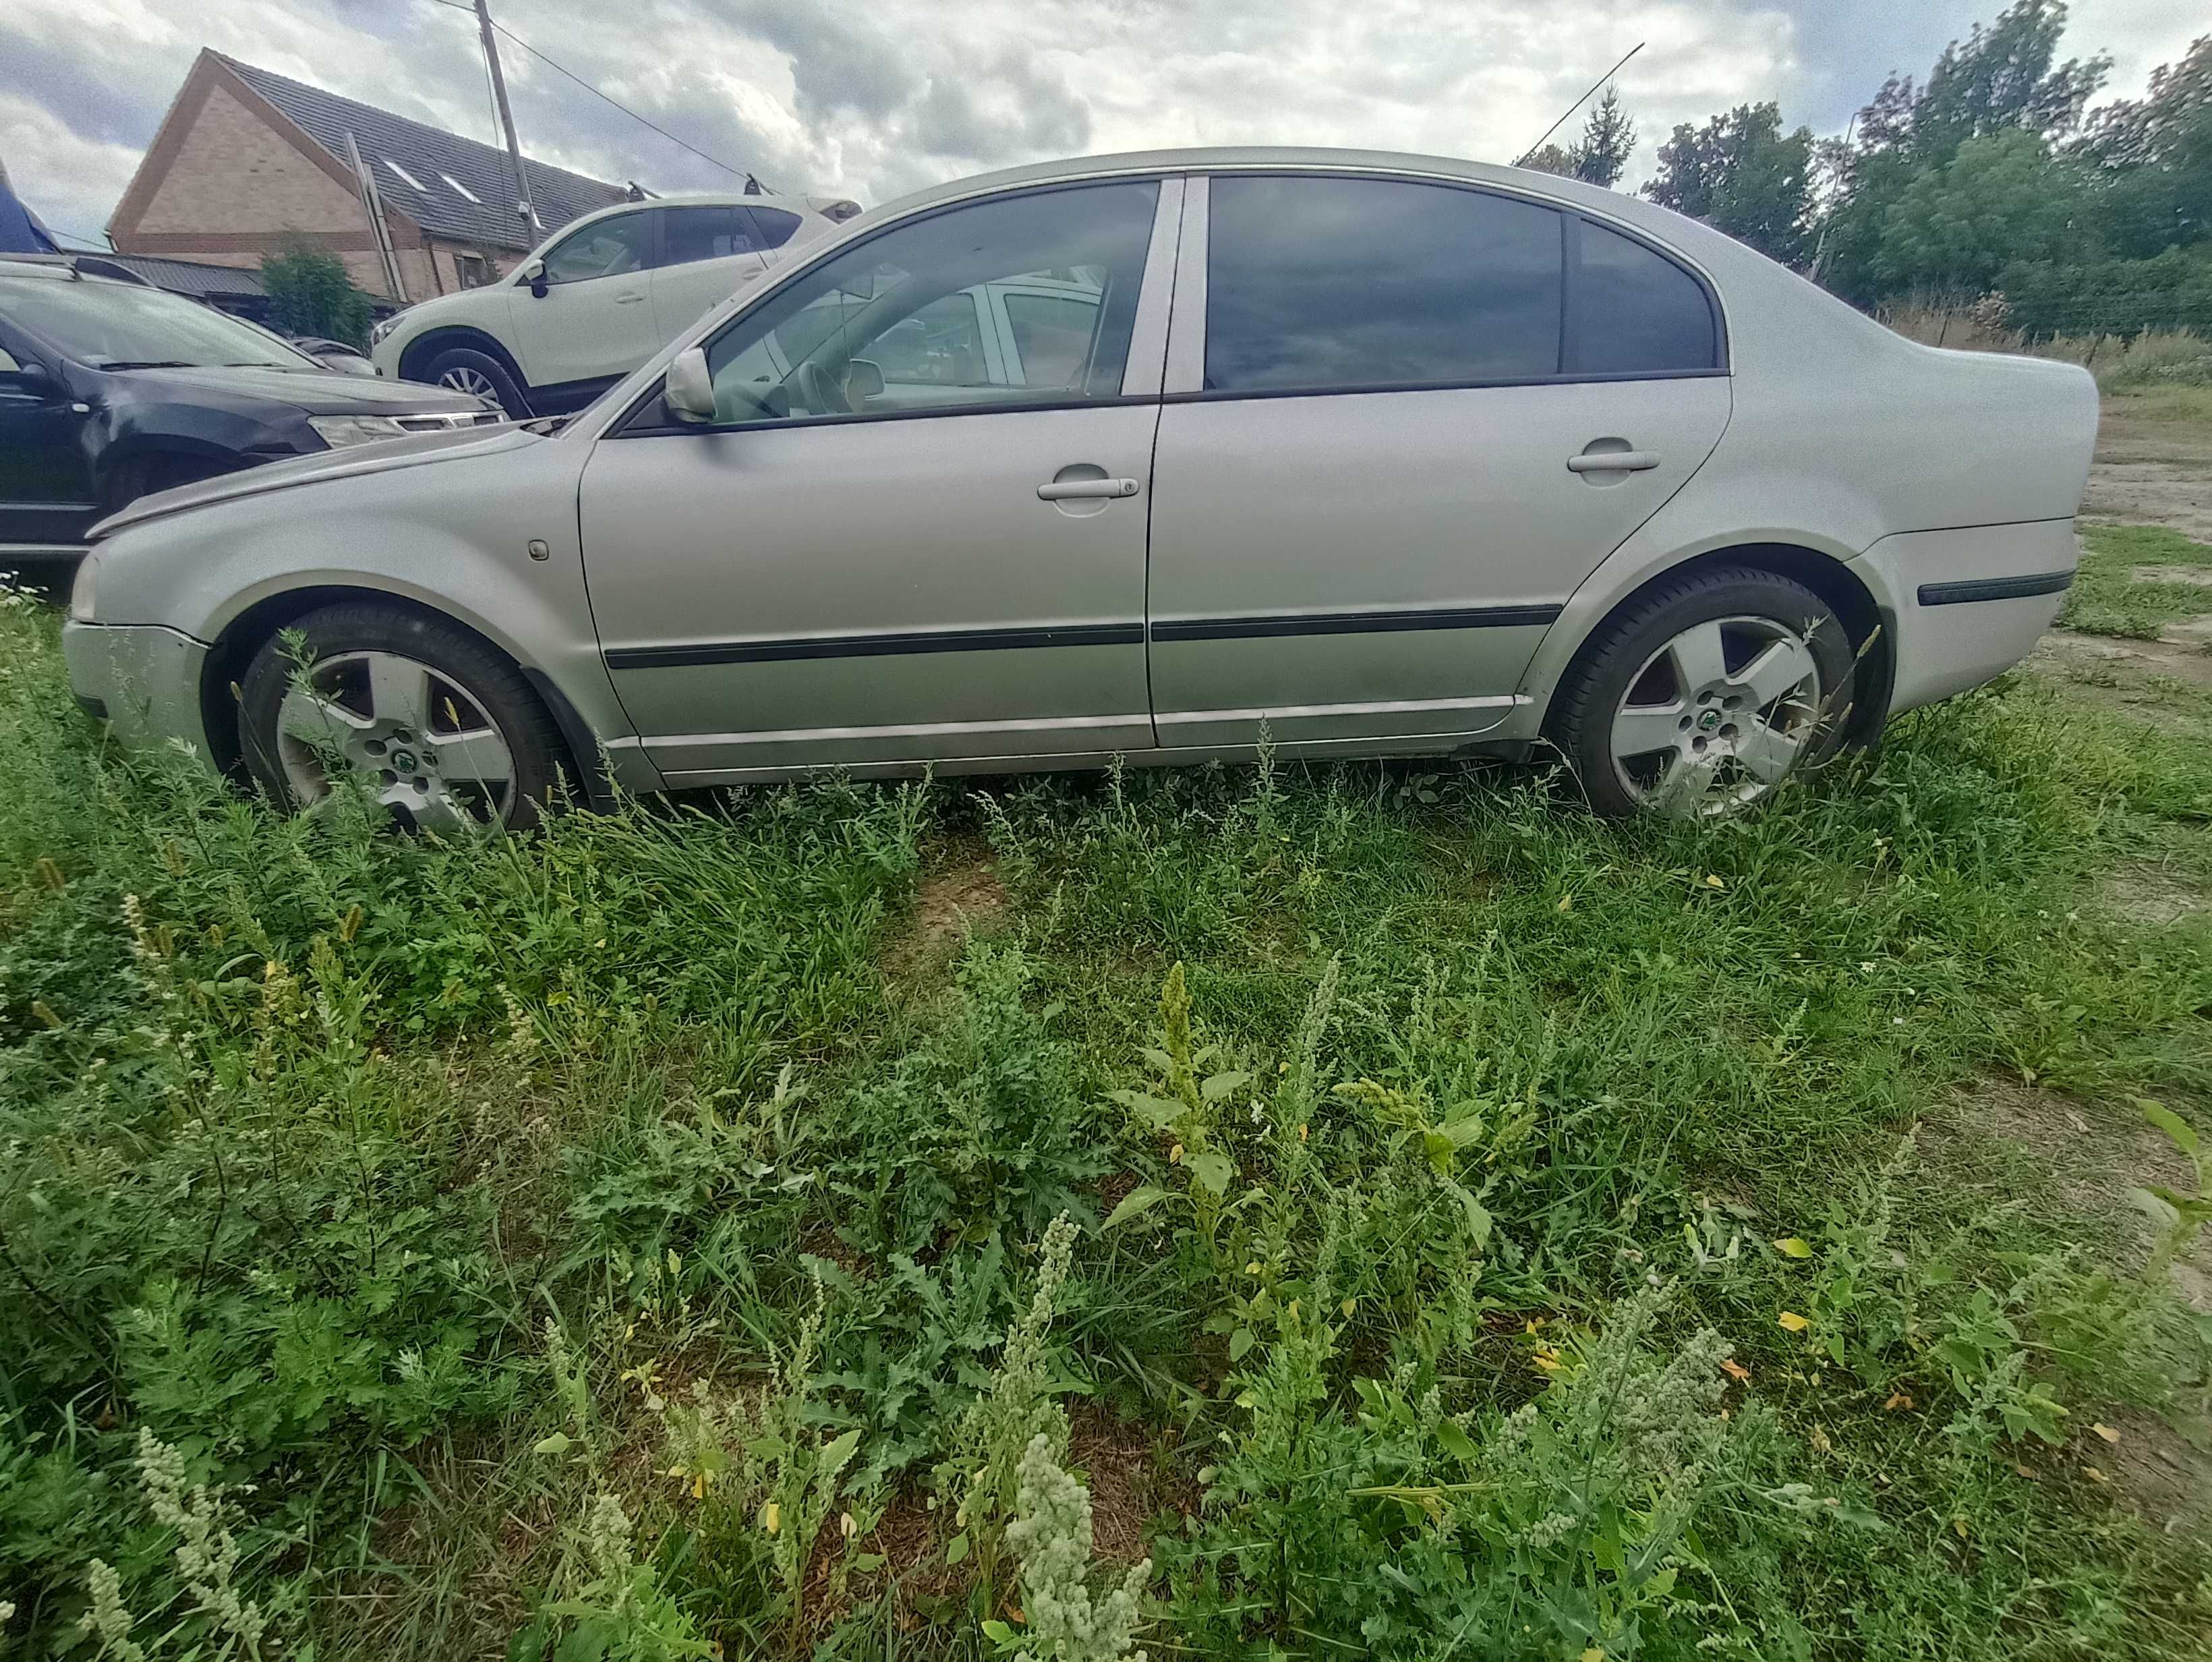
[475, 0, 538, 237]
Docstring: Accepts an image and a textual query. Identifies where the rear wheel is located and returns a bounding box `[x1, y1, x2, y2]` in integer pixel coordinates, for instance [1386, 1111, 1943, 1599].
[418, 345, 530, 418]
[1549, 568, 1853, 818]
[239, 603, 566, 831]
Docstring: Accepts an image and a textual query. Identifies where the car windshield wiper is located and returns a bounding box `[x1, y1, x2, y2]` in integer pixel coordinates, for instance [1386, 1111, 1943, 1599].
[96, 360, 197, 370]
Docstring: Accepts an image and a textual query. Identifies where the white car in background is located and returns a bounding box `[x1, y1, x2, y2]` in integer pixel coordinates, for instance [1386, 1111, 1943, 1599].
[370, 192, 858, 417]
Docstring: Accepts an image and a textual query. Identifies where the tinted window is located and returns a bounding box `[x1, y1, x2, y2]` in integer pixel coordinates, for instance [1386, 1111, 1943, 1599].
[749, 208, 803, 249]
[0, 274, 311, 368]
[1571, 222, 1717, 374]
[544, 214, 649, 283]
[663, 206, 759, 265]
[1003, 291, 1101, 389]
[701, 181, 1157, 424]
[1204, 177, 1563, 394]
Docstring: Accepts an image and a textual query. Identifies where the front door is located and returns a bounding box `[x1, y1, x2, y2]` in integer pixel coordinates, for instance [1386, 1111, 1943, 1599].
[579, 177, 1175, 783]
[506, 208, 660, 392]
[1147, 173, 1732, 749]
[0, 336, 94, 554]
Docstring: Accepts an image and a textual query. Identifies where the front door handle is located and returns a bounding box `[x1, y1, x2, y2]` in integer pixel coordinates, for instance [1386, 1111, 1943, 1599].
[1567, 450, 1660, 473]
[614, 291, 647, 304]
[1037, 477, 1140, 501]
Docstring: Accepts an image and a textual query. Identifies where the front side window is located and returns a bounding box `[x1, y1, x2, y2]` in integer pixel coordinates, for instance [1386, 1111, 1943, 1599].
[1570, 222, 1718, 374]
[542, 213, 650, 284]
[1204, 176, 1564, 394]
[697, 180, 1158, 424]
[664, 206, 760, 266]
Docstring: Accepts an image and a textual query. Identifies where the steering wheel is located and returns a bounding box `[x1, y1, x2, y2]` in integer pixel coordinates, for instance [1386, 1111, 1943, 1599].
[796, 360, 848, 416]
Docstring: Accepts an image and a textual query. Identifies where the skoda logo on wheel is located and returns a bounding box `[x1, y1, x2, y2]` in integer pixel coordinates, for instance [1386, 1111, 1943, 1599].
[1697, 709, 1723, 733]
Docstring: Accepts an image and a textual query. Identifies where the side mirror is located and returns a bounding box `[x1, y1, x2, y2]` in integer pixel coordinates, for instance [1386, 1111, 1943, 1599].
[845, 357, 885, 402]
[519, 258, 548, 297]
[664, 347, 718, 424]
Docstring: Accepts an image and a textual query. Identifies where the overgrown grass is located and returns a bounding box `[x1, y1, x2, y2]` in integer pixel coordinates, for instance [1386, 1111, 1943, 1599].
[2, 587, 2209, 1660]
[2066, 523, 2212, 639]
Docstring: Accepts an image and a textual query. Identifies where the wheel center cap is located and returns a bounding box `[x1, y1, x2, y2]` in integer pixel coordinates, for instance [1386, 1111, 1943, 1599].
[389, 749, 419, 772]
[1696, 709, 1723, 733]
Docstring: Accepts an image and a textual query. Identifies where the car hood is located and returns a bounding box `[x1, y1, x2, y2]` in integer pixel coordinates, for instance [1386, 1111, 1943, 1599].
[115, 362, 490, 416]
[90, 421, 546, 540]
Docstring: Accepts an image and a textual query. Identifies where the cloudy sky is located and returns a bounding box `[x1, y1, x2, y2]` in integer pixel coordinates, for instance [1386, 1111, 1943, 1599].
[3, 0, 2199, 247]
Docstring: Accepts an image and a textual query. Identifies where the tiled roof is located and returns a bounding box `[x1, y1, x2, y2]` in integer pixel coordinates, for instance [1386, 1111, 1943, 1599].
[88, 252, 268, 297]
[216, 53, 633, 252]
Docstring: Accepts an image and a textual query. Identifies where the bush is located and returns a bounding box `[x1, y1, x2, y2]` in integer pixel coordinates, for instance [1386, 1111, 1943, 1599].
[260, 241, 374, 349]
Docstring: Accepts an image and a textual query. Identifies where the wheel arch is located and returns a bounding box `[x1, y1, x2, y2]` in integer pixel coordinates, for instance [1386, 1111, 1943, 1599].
[198, 585, 612, 807]
[397, 326, 530, 391]
[1538, 542, 1892, 751]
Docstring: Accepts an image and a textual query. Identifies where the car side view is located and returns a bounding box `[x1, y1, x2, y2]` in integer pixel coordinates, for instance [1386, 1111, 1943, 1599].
[370, 191, 859, 418]
[65, 147, 2098, 827]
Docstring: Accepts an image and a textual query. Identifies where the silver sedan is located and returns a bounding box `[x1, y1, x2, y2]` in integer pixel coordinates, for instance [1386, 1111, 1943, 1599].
[64, 146, 2097, 828]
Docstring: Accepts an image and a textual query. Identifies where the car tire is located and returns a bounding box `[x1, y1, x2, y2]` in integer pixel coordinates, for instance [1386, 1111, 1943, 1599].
[1548, 567, 1855, 819]
[239, 602, 569, 832]
[417, 345, 531, 418]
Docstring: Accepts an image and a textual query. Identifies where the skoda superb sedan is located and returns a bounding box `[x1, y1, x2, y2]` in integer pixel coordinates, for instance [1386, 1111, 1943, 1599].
[64, 148, 2097, 828]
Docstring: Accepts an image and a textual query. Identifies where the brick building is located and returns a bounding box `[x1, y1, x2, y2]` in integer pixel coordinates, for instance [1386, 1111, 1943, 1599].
[107, 49, 636, 303]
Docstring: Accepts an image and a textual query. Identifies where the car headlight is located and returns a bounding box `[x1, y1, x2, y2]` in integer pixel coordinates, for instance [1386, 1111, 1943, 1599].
[370, 314, 401, 347]
[307, 413, 413, 449]
[69, 552, 98, 623]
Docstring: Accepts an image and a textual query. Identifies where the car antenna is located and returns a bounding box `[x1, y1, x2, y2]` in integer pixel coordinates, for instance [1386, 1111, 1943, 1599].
[1513, 41, 1643, 167]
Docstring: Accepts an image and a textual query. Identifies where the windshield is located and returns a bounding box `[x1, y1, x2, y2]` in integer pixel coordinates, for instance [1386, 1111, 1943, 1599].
[0, 275, 317, 370]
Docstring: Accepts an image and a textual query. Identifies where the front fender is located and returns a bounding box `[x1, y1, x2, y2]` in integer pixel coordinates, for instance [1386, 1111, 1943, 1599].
[89, 429, 638, 769]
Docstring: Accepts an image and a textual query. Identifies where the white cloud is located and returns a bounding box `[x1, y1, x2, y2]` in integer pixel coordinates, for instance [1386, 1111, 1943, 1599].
[3, 0, 2199, 247]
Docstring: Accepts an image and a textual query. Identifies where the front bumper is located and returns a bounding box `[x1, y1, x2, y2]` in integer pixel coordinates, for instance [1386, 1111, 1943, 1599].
[62, 622, 215, 756]
[1855, 518, 2077, 715]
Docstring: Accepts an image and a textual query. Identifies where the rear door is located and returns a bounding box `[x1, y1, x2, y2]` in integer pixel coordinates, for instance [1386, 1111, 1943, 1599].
[1146, 173, 1730, 749]
[648, 204, 774, 343]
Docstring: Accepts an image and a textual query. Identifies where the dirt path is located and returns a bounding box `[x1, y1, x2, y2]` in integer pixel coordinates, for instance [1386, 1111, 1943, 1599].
[2083, 401, 2212, 542]
[2037, 400, 2212, 698]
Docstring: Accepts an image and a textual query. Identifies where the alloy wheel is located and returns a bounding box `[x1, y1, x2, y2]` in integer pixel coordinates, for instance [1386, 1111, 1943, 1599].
[437, 365, 499, 399]
[1608, 614, 1826, 818]
[275, 649, 517, 830]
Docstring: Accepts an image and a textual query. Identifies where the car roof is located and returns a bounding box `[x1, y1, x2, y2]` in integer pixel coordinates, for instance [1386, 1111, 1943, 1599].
[844, 144, 1722, 263]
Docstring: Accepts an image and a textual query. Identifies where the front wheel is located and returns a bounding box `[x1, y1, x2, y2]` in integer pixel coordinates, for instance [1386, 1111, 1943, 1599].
[418, 345, 530, 418]
[1548, 569, 1855, 818]
[239, 604, 567, 831]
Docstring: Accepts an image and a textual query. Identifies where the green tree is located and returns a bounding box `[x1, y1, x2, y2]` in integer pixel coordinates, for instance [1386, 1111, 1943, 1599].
[1817, 1, 2110, 302]
[260, 241, 374, 349]
[1519, 144, 1575, 179]
[1643, 103, 1816, 265]
[1571, 84, 1637, 188]
[2074, 34, 2212, 259]
[1875, 130, 2084, 298]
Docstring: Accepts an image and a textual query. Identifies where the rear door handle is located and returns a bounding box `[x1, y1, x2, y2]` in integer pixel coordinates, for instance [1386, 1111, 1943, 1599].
[1037, 478, 1140, 500]
[1567, 451, 1660, 473]
[614, 291, 647, 304]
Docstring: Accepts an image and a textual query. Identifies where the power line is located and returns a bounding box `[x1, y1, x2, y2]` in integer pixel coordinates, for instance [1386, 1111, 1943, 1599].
[426, 0, 765, 191]
[1514, 42, 1644, 167]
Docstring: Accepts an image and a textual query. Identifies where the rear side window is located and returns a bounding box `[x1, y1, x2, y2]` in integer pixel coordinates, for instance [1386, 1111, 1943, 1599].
[1204, 176, 1563, 394]
[748, 207, 803, 249]
[1571, 222, 1718, 374]
[662, 206, 759, 265]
